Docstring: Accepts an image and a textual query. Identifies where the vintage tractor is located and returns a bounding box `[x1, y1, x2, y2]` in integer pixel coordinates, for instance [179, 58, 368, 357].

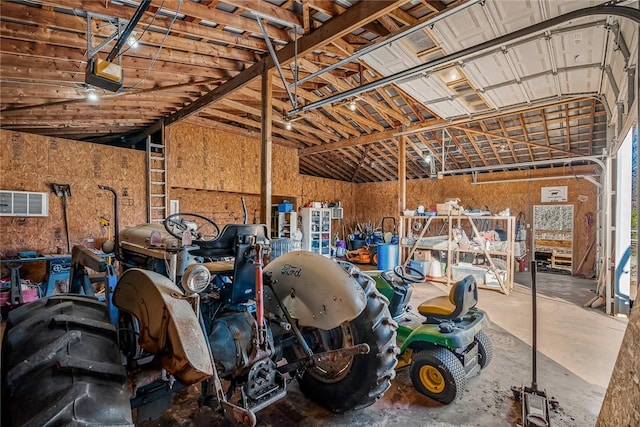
[1, 195, 398, 426]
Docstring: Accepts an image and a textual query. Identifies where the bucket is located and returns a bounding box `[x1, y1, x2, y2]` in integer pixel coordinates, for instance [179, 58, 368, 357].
[377, 243, 398, 271]
[350, 239, 366, 251]
[428, 260, 442, 278]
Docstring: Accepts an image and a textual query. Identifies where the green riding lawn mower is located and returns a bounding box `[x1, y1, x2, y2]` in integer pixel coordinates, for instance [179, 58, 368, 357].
[364, 264, 493, 404]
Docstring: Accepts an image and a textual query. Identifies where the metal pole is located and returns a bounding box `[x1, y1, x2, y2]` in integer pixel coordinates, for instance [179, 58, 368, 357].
[530, 260, 538, 391]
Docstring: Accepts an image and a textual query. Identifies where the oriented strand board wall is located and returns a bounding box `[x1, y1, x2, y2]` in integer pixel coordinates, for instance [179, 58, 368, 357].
[596, 303, 640, 426]
[165, 123, 354, 238]
[354, 167, 599, 275]
[0, 130, 146, 257]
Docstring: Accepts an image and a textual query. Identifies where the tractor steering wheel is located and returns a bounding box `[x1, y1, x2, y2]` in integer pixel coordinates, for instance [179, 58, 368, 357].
[163, 213, 220, 242]
[393, 265, 426, 284]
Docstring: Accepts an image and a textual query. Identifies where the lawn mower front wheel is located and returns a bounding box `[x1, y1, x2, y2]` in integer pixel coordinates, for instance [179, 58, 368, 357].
[475, 330, 494, 369]
[410, 347, 466, 405]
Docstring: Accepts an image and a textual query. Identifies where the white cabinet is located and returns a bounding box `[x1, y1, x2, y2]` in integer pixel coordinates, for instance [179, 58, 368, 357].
[274, 212, 297, 239]
[301, 208, 332, 256]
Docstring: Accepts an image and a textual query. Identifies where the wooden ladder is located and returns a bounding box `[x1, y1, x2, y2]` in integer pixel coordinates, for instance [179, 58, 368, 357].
[146, 134, 167, 224]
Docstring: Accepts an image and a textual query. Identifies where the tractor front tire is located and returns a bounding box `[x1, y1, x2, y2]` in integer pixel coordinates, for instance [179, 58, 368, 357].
[410, 348, 466, 405]
[293, 275, 398, 413]
[1, 295, 133, 426]
[475, 330, 494, 369]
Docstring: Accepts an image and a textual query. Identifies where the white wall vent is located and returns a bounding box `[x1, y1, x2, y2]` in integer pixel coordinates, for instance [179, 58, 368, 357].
[0, 190, 49, 217]
[331, 207, 343, 220]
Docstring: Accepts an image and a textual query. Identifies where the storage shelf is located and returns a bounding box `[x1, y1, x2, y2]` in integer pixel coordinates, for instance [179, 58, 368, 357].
[398, 215, 515, 295]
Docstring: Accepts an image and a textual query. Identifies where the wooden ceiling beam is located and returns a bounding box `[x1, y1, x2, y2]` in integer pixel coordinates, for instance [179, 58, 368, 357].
[518, 113, 536, 161]
[298, 58, 409, 125]
[452, 128, 491, 167]
[216, 98, 337, 142]
[200, 108, 318, 146]
[274, 81, 362, 137]
[300, 129, 399, 156]
[221, 0, 302, 29]
[449, 125, 576, 156]
[184, 116, 302, 149]
[368, 143, 400, 179]
[32, 1, 269, 52]
[0, 15, 256, 64]
[45, 0, 290, 41]
[150, 0, 408, 133]
[0, 37, 245, 75]
[239, 85, 356, 139]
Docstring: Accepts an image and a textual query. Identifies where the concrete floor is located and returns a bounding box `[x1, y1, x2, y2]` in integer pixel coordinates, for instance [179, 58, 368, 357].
[138, 271, 628, 427]
[0, 271, 626, 426]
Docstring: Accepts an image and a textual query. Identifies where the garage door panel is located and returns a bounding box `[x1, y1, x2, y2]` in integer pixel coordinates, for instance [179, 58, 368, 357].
[484, 0, 543, 33]
[558, 68, 599, 94]
[428, 3, 495, 51]
[483, 86, 529, 109]
[551, 27, 606, 69]
[464, 55, 514, 87]
[522, 75, 557, 100]
[510, 39, 552, 77]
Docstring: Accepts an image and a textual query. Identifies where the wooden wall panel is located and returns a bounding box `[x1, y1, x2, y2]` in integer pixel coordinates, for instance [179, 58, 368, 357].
[0, 130, 146, 257]
[166, 123, 355, 234]
[595, 304, 640, 427]
[354, 167, 599, 275]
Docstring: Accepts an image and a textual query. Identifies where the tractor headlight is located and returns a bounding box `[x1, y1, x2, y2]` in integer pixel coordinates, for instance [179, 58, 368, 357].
[183, 265, 211, 294]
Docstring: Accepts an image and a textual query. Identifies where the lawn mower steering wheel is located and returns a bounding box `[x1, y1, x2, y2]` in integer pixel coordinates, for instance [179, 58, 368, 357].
[393, 265, 426, 284]
[164, 213, 220, 242]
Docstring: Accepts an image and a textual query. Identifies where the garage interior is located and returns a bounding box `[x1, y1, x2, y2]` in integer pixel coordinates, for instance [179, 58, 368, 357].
[0, 0, 639, 426]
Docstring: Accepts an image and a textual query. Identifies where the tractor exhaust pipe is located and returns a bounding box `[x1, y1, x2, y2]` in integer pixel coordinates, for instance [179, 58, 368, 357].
[98, 185, 120, 259]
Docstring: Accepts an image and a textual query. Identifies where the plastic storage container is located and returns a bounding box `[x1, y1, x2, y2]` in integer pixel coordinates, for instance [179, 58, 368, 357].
[377, 243, 398, 271]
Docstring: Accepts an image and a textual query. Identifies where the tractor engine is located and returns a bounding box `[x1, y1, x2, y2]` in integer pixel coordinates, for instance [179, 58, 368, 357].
[208, 310, 265, 377]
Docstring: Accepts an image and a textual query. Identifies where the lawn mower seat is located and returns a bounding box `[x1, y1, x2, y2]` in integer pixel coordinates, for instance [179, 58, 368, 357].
[417, 275, 478, 321]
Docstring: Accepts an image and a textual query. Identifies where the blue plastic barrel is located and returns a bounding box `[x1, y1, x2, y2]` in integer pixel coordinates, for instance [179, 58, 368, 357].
[377, 243, 398, 271]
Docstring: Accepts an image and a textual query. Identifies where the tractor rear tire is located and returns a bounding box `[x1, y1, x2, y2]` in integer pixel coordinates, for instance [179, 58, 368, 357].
[293, 273, 398, 413]
[475, 330, 494, 369]
[1, 295, 133, 426]
[410, 347, 466, 405]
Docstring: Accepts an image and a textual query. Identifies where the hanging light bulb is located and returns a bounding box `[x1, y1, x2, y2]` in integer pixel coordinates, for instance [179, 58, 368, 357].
[423, 151, 432, 164]
[348, 100, 357, 111]
[86, 89, 99, 102]
[127, 32, 139, 49]
[285, 121, 292, 131]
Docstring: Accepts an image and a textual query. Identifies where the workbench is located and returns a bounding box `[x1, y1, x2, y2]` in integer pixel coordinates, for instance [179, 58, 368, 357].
[0, 254, 71, 306]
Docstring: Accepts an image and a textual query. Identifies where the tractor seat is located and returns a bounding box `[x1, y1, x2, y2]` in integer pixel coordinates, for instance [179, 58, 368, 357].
[417, 275, 478, 320]
[189, 224, 269, 258]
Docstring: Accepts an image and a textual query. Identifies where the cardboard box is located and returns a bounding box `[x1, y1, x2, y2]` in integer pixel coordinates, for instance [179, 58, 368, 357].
[436, 203, 459, 216]
[413, 249, 432, 261]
